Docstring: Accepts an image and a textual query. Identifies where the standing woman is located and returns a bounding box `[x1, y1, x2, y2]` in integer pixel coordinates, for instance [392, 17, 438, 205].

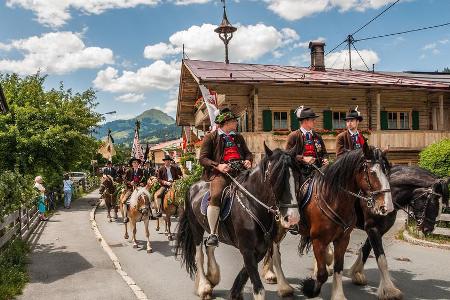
[34, 176, 48, 221]
[63, 174, 74, 209]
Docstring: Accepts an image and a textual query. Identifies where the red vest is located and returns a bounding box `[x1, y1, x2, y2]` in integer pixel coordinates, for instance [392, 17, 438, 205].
[302, 133, 317, 157]
[222, 134, 241, 162]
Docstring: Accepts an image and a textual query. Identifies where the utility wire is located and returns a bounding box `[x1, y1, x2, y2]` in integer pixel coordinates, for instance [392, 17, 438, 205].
[351, 43, 370, 71]
[329, 44, 347, 69]
[354, 22, 450, 42]
[352, 0, 400, 36]
[326, 0, 399, 56]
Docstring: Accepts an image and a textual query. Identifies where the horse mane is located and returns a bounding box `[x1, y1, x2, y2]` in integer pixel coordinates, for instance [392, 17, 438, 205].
[129, 187, 151, 207]
[390, 165, 438, 188]
[260, 148, 294, 197]
[315, 148, 366, 199]
[440, 179, 450, 206]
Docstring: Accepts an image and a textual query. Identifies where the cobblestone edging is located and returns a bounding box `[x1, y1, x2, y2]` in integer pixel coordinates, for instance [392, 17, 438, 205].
[90, 204, 150, 300]
[402, 230, 450, 251]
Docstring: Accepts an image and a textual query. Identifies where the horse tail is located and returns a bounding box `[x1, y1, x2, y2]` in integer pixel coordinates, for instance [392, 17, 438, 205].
[175, 188, 197, 278]
[298, 235, 312, 256]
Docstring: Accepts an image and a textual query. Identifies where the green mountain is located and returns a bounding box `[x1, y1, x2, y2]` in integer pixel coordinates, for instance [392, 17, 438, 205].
[94, 109, 181, 145]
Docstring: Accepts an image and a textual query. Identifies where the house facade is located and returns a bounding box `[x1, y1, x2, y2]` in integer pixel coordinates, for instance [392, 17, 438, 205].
[176, 42, 450, 165]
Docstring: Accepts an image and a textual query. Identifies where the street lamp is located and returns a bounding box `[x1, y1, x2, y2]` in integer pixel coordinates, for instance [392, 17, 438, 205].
[214, 0, 237, 64]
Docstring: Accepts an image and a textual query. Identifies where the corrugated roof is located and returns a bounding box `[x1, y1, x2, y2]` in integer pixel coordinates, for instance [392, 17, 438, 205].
[184, 60, 450, 90]
[150, 138, 182, 151]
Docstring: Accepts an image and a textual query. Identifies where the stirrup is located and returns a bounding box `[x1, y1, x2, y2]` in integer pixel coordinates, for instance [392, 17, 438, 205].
[204, 234, 219, 247]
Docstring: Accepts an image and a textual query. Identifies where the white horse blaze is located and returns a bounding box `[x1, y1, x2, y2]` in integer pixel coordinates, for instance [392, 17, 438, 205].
[372, 164, 394, 213]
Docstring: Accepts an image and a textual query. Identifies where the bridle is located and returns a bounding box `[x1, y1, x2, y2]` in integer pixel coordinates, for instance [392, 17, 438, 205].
[399, 187, 442, 227]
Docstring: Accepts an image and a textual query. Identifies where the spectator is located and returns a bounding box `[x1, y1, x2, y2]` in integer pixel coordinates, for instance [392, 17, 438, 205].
[34, 176, 48, 221]
[63, 173, 74, 209]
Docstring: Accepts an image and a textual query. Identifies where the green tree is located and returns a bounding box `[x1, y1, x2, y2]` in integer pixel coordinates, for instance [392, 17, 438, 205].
[0, 73, 102, 190]
[443, 67, 450, 73]
[419, 138, 450, 177]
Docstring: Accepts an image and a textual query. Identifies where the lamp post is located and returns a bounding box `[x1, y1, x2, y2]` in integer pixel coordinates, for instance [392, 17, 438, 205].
[214, 0, 237, 64]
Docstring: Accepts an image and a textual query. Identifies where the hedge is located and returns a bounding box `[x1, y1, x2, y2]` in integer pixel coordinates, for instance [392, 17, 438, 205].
[419, 138, 450, 177]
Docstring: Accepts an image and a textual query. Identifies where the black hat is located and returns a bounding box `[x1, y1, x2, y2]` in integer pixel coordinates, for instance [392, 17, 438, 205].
[129, 157, 141, 166]
[162, 155, 174, 162]
[295, 106, 319, 120]
[344, 106, 363, 121]
[214, 108, 238, 124]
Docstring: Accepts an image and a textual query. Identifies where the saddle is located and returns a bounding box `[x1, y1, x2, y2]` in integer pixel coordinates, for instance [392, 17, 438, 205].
[200, 185, 234, 221]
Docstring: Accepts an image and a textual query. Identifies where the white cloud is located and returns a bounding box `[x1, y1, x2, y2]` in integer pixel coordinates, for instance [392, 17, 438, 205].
[116, 93, 145, 103]
[6, 0, 160, 28]
[423, 43, 437, 50]
[93, 60, 180, 93]
[439, 39, 449, 45]
[325, 49, 379, 70]
[162, 99, 178, 114]
[171, 0, 210, 4]
[294, 36, 326, 48]
[265, 0, 398, 21]
[143, 23, 299, 62]
[0, 31, 113, 75]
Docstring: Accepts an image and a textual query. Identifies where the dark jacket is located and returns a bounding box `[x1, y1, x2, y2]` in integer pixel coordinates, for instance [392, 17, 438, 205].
[286, 129, 328, 166]
[124, 168, 145, 187]
[199, 130, 253, 181]
[143, 167, 156, 180]
[335, 130, 367, 158]
[103, 167, 117, 179]
[157, 165, 182, 187]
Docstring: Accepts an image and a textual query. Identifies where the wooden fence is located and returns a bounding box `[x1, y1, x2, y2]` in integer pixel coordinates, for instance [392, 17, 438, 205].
[0, 206, 40, 250]
[434, 213, 450, 237]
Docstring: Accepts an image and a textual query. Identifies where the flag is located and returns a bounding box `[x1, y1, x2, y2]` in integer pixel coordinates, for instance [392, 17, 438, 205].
[199, 84, 219, 131]
[143, 143, 150, 161]
[98, 129, 116, 161]
[131, 122, 144, 161]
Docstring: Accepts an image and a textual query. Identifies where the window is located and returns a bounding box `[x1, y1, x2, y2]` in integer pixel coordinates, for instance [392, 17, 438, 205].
[388, 111, 410, 129]
[273, 111, 288, 130]
[332, 111, 346, 129]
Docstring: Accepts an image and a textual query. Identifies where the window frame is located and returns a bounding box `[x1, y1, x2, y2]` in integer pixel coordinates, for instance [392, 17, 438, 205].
[272, 111, 290, 131]
[332, 111, 347, 130]
[386, 110, 412, 130]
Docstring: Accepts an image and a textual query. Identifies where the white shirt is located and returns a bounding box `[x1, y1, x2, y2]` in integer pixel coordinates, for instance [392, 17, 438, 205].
[166, 166, 173, 182]
[348, 129, 359, 136]
[300, 127, 313, 137]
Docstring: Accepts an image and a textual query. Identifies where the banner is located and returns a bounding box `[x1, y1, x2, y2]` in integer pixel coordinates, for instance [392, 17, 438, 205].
[131, 126, 144, 161]
[199, 85, 219, 131]
[97, 130, 116, 161]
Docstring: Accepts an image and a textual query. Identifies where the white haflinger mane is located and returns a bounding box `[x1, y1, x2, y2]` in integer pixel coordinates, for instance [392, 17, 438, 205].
[129, 187, 152, 208]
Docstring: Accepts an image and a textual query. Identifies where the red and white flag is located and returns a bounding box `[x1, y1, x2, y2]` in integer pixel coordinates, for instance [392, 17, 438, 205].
[199, 85, 219, 131]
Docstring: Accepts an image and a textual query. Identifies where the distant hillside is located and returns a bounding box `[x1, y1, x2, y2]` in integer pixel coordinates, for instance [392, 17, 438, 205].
[95, 109, 181, 145]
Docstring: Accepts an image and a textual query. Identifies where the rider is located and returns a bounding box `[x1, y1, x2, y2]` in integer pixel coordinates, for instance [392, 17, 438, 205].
[103, 160, 117, 180]
[286, 106, 329, 179]
[154, 155, 182, 218]
[199, 108, 253, 247]
[335, 106, 367, 158]
[122, 157, 145, 223]
[142, 160, 156, 181]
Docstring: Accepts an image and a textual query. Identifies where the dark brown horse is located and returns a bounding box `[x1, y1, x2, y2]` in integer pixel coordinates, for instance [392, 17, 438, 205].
[348, 165, 450, 300]
[263, 144, 393, 299]
[176, 144, 301, 300]
[99, 175, 118, 222]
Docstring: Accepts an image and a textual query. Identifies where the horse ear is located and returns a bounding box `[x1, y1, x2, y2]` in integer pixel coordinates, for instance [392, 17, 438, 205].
[264, 141, 273, 157]
[362, 142, 371, 159]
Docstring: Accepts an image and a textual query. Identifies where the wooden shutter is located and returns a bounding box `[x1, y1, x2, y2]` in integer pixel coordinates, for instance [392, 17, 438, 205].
[290, 110, 299, 131]
[323, 110, 332, 130]
[380, 111, 388, 130]
[262, 110, 272, 132]
[412, 111, 419, 130]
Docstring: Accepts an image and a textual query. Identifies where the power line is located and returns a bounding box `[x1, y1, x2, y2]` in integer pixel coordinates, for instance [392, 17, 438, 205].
[354, 22, 450, 42]
[352, 0, 400, 36]
[326, 0, 399, 56]
[351, 43, 370, 71]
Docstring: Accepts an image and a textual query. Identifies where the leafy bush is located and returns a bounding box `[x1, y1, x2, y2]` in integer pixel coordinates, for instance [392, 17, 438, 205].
[0, 171, 37, 217]
[171, 160, 203, 205]
[419, 138, 450, 177]
[0, 240, 30, 300]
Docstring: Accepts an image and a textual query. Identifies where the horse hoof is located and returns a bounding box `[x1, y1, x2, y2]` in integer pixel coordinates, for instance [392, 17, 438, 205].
[147, 248, 153, 253]
[133, 244, 138, 248]
[351, 272, 368, 286]
[108, 218, 112, 223]
[378, 286, 403, 300]
[165, 231, 169, 236]
[124, 235, 129, 239]
[278, 285, 294, 297]
[198, 283, 213, 300]
[156, 227, 160, 231]
[168, 235, 173, 241]
[230, 294, 244, 300]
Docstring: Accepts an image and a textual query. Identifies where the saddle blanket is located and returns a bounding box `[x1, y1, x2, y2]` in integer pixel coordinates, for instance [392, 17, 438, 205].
[200, 186, 233, 221]
[300, 178, 314, 210]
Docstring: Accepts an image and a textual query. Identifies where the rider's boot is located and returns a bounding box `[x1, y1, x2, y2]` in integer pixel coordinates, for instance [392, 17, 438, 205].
[205, 206, 220, 247]
[154, 197, 163, 218]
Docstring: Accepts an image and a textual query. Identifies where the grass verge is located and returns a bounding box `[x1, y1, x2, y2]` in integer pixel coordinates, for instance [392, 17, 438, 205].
[0, 239, 30, 300]
[406, 221, 450, 244]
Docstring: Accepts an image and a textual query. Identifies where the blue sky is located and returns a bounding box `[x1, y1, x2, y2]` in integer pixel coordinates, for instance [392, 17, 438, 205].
[0, 0, 449, 122]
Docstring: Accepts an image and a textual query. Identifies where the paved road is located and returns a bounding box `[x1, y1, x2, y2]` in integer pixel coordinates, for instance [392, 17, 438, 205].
[96, 195, 450, 300]
[19, 191, 135, 300]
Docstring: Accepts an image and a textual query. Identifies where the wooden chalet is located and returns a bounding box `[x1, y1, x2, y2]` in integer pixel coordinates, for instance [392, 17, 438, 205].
[0, 84, 8, 113]
[176, 42, 450, 164]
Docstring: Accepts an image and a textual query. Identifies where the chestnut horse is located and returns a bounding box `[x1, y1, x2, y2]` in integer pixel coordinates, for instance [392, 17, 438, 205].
[155, 186, 185, 240]
[262, 144, 393, 299]
[99, 175, 118, 222]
